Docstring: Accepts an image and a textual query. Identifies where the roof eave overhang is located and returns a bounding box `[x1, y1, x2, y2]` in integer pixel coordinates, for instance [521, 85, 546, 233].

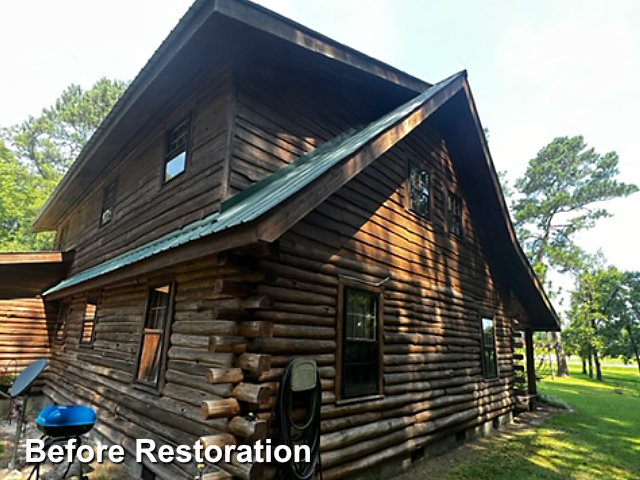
[33, 0, 430, 231]
[429, 80, 560, 332]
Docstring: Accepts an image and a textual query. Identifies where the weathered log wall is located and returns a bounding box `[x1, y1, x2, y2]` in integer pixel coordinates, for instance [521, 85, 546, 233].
[0, 298, 55, 392]
[222, 118, 525, 479]
[43, 54, 529, 480]
[58, 57, 236, 276]
[44, 253, 276, 480]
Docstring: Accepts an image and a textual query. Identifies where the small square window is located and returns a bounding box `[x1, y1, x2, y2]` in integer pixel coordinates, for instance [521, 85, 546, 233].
[409, 165, 430, 218]
[80, 295, 99, 345]
[163, 117, 190, 183]
[100, 181, 117, 226]
[447, 192, 464, 237]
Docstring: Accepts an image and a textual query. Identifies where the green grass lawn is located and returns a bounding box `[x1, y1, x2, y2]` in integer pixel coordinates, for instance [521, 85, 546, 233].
[438, 366, 640, 480]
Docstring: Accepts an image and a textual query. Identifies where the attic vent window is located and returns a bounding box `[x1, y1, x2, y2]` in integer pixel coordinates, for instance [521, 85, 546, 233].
[163, 116, 190, 183]
[447, 192, 463, 237]
[409, 164, 430, 218]
[100, 180, 117, 226]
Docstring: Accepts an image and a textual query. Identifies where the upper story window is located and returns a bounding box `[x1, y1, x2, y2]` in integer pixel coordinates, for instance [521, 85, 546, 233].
[447, 192, 464, 237]
[481, 317, 499, 379]
[408, 164, 430, 219]
[100, 180, 117, 226]
[341, 286, 382, 399]
[163, 116, 190, 183]
[54, 303, 70, 343]
[135, 283, 174, 388]
[80, 294, 99, 346]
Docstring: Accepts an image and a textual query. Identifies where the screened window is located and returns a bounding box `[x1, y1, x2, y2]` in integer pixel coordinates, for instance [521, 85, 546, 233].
[100, 181, 117, 226]
[481, 317, 498, 379]
[409, 165, 430, 218]
[54, 303, 69, 343]
[342, 288, 381, 398]
[163, 117, 190, 183]
[447, 192, 463, 237]
[80, 295, 99, 345]
[136, 284, 173, 386]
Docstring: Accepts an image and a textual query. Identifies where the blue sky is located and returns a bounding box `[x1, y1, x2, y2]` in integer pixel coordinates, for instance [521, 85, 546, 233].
[2, 0, 639, 303]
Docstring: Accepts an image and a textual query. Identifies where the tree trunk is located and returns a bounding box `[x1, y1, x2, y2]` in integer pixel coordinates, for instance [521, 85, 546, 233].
[581, 356, 587, 375]
[624, 322, 640, 377]
[588, 346, 593, 378]
[594, 350, 603, 381]
[552, 332, 569, 376]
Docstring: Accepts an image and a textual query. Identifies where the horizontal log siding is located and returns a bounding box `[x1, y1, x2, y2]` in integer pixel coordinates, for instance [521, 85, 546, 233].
[60, 61, 235, 275]
[0, 298, 54, 391]
[44, 255, 263, 480]
[241, 123, 523, 479]
[229, 61, 394, 197]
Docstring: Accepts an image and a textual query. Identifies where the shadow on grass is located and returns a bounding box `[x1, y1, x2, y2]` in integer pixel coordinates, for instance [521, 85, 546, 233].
[429, 369, 640, 480]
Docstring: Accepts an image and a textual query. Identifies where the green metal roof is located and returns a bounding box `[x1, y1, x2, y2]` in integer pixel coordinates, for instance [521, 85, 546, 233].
[43, 71, 465, 296]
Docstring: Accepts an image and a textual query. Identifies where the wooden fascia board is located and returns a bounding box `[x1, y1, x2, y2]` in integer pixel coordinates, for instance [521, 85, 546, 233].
[0, 252, 68, 265]
[254, 75, 466, 244]
[212, 0, 429, 93]
[34, 0, 217, 231]
[459, 80, 560, 331]
[43, 224, 258, 300]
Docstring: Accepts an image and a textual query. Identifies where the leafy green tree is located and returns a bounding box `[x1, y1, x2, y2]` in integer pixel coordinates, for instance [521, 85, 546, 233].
[0, 141, 56, 250]
[513, 136, 637, 278]
[510, 136, 637, 376]
[0, 78, 127, 251]
[602, 272, 640, 375]
[565, 266, 624, 380]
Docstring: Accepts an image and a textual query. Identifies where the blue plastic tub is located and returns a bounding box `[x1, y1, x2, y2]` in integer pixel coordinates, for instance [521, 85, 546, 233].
[36, 405, 96, 437]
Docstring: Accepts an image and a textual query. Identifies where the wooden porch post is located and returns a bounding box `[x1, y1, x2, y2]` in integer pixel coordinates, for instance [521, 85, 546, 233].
[525, 329, 537, 396]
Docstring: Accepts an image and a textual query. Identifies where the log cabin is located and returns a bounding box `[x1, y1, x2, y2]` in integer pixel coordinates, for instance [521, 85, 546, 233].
[0, 0, 560, 479]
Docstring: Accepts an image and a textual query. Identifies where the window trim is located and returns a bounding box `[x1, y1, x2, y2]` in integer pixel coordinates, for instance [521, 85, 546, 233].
[54, 302, 70, 344]
[133, 281, 176, 392]
[79, 292, 100, 348]
[162, 115, 191, 185]
[406, 161, 432, 221]
[480, 315, 499, 380]
[336, 278, 384, 401]
[99, 180, 118, 227]
[446, 190, 464, 239]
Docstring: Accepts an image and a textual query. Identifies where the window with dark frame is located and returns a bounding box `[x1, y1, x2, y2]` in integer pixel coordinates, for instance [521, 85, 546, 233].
[100, 180, 117, 226]
[447, 192, 464, 237]
[408, 164, 430, 219]
[135, 284, 174, 387]
[80, 295, 99, 345]
[342, 287, 381, 398]
[163, 117, 190, 183]
[481, 317, 499, 379]
[54, 303, 70, 343]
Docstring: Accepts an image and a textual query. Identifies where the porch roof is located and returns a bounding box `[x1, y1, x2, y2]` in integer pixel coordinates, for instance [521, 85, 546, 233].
[0, 252, 71, 299]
